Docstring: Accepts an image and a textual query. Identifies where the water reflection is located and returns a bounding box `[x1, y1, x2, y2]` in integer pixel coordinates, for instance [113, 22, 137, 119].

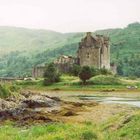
[79, 96, 140, 107]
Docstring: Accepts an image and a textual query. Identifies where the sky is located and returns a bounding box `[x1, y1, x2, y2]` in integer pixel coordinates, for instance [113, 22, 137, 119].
[0, 0, 139, 32]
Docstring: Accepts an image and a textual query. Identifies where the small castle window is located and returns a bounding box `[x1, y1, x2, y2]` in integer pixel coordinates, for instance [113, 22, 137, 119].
[87, 53, 90, 58]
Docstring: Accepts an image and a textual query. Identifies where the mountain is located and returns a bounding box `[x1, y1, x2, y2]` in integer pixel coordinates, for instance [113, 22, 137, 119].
[0, 22, 140, 77]
[0, 26, 75, 55]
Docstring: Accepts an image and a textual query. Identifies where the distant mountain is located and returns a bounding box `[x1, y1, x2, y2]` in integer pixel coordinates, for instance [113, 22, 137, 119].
[0, 26, 71, 55]
[0, 22, 140, 77]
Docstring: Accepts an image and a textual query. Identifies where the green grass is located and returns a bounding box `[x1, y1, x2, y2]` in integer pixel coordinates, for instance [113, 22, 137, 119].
[101, 111, 140, 140]
[1, 75, 140, 139]
[0, 84, 20, 98]
[0, 122, 98, 140]
[17, 75, 140, 92]
[89, 75, 122, 85]
[1, 110, 140, 140]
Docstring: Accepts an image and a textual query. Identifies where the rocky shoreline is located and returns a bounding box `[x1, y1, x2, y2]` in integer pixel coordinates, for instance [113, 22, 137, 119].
[0, 91, 97, 126]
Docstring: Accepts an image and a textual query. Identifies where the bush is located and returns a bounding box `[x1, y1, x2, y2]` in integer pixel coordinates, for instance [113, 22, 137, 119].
[0, 84, 11, 98]
[43, 78, 52, 85]
[89, 75, 122, 85]
[79, 66, 92, 84]
[44, 63, 61, 85]
[99, 68, 112, 75]
[70, 64, 81, 76]
[90, 67, 99, 76]
[9, 85, 20, 92]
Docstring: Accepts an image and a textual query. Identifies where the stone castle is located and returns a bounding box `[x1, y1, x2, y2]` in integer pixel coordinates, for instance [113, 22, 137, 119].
[32, 32, 115, 78]
[77, 32, 110, 69]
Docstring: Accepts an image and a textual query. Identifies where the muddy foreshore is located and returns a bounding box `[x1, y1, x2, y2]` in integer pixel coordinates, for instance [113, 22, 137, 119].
[0, 91, 98, 126]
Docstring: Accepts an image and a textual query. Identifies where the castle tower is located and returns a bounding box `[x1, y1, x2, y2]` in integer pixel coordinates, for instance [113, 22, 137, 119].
[77, 32, 110, 69]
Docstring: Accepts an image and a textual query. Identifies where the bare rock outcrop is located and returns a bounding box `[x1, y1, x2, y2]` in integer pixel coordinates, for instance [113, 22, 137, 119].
[0, 91, 98, 126]
[0, 92, 61, 125]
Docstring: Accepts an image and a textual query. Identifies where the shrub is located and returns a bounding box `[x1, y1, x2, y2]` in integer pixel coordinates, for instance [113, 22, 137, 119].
[0, 84, 11, 98]
[90, 67, 100, 76]
[79, 66, 92, 84]
[9, 85, 20, 92]
[89, 75, 122, 85]
[99, 67, 112, 75]
[43, 78, 52, 85]
[44, 63, 61, 85]
[70, 64, 81, 76]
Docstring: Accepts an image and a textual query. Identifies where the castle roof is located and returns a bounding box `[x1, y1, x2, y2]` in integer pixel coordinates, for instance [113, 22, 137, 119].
[79, 32, 109, 48]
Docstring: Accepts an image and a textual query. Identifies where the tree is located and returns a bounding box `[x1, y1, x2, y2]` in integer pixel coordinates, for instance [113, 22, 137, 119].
[79, 66, 92, 84]
[117, 61, 123, 75]
[70, 64, 81, 76]
[43, 63, 61, 85]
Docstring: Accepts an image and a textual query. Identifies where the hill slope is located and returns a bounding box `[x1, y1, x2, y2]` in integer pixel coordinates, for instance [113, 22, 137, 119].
[0, 22, 140, 77]
[0, 26, 80, 55]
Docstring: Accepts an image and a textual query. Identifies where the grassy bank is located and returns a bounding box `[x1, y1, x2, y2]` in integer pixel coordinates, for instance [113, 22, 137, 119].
[16, 75, 140, 92]
[0, 84, 20, 98]
[1, 110, 140, 140]
[1, 75, 140, 140]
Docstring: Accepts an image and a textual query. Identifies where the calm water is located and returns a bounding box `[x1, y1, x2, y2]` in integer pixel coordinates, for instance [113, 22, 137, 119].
[79, 96, 140, 107]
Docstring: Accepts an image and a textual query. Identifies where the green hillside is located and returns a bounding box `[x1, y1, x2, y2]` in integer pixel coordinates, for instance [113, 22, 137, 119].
[0, 26, 74, 55]
[0, 22, 140, 77]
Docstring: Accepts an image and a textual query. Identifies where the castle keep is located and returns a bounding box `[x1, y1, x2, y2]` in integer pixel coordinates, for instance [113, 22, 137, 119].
[32, 32, 114, 78]
[77, 32, 110, 69]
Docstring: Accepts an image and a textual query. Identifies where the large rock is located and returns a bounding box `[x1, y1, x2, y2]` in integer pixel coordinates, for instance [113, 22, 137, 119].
[22, 95, 58, 108]
[0, 92, 60, 122]
[0, 98, 17, 110]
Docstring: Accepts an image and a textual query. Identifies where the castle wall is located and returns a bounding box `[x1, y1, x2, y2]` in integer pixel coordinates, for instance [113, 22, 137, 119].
[100, 44, 110, 69]
[54, 55, 76, 73]
[32, 32, 113, 78]
[78, 47, 101, 68]
[110, 64, 117, 74]
[78, 33, 110, 69]
[32, 66, 45, 78]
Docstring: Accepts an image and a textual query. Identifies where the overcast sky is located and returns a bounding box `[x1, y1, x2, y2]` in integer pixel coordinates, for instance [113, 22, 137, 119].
[0, 0, 139, 32]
